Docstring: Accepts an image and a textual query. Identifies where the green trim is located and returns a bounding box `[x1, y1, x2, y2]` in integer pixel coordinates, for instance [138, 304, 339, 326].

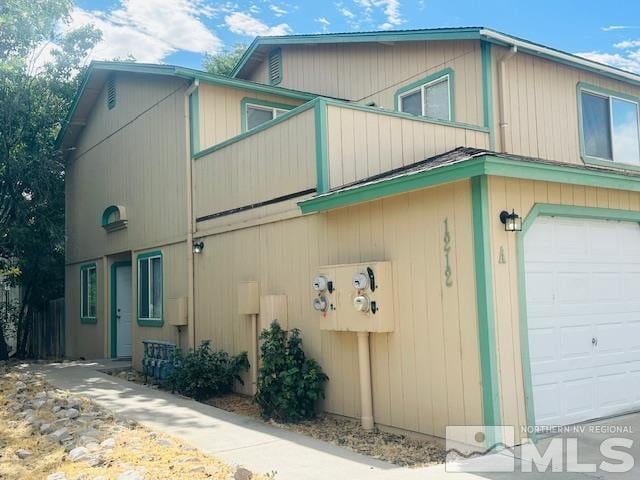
[300, 153, 640, 213]
[240, 97, 297, 133]
[110, 261, 131, 358]
[471, 176, 501, 430]
[393, 68, 455, 121]
[480, 41, 495, 150]
[136, 250, 164, 327]
[516, 204, 640, 432]
[314, 99, 329, 192]
[576, 81, 640, 171]
[189, 86, 200, 155]
[80, 262, 97, 324]
[268, 48, 282, 85]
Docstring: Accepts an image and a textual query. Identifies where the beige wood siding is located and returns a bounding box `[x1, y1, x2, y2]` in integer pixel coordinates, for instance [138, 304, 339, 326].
[247, 40, 483, 126]
[194, 180, 483, 437]
[65, 73, 188, 265]
[491, 47, 640, 165]
[326, 104, 490, 189]
[487, 176, 640, 436]
[65, 259, 107, 359]
[197, 83, 304, 151]
[193, 108, 316, 225]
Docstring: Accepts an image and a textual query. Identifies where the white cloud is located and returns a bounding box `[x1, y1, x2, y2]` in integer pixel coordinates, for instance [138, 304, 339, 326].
[34, 0, 221, 66]
[225, 12, 292, 36]
[270, 5, 288, 17]
[340, 7, 356, 19]
[601, 25, 637, 32]
[342, 0, 404, 30]
[615, 40, 640, 49]
[316, 17, 330, 33]
[576, 51, 640, 74]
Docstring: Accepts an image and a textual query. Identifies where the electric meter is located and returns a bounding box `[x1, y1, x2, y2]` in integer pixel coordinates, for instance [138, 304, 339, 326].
[353, 295, 370, 312]
[313, 296, 328, 312]
[312, 275, 329, 292]
[352, 272, 369, 290]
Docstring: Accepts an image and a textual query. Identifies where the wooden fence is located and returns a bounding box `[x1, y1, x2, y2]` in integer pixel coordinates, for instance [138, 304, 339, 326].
[28, 297, 64, 358]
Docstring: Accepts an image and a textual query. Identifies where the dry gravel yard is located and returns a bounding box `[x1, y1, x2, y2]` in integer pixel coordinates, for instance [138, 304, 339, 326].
[113, 369, 446, 468]
[0, 363, 267, 480]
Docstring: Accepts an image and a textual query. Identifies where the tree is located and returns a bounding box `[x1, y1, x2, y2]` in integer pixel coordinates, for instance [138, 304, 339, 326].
[203, 43, 247, 76]
[0, 0, 101, 358]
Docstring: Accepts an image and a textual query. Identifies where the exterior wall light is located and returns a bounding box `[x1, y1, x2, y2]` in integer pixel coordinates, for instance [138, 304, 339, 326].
[499, 210, 522, 232]
[192, 240, 204, 253]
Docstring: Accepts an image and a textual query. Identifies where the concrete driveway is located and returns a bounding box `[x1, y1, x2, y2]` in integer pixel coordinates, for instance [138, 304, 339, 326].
[31, 360, 639, 479]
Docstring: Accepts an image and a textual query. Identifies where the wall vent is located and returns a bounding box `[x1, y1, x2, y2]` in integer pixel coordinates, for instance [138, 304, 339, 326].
[268, 48, 282, 86]
[106, 76, 116, 110]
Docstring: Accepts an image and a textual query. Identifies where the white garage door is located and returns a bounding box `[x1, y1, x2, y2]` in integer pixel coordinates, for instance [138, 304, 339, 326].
[525, 215, 640, 426]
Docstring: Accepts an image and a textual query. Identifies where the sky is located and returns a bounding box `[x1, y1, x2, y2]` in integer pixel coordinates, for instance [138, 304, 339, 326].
[52, 0, 640, 74]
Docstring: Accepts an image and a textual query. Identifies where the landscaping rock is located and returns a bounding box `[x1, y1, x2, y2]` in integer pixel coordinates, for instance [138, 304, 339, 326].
[15, 448, 32, 459]
[40, 423, 52, 434]
[67, 396, 82, 408]
[117, 469, 145, 480]
[234, 467, 253, 480]
[15, 380, 26, 391]
[69, 446, 91, 462]
[49, 427, 72, 443]
[47, 474, 67, 480]
[100, 437, 116, 449]
[86, 455, 105, 467]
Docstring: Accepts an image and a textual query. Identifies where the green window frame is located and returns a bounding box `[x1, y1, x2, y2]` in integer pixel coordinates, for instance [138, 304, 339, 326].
[268, 48, 282, 86]
[241, 97, 295, 132]
[80, 263, 97, 324]
[137, 251, 163, 326]
[577, 82, 640, 170]
[394, 68, 455, 122]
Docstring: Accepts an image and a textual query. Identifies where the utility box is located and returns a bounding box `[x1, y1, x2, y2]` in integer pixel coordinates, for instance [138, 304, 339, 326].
[167, 296, 188, 326]
[259, 294, 288, 332]
[314, 261, 394, 332]
[238, 281, 260, 315]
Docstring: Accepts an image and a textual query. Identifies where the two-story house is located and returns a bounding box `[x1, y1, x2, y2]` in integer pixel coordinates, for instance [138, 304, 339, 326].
[59, 27, 640, 443]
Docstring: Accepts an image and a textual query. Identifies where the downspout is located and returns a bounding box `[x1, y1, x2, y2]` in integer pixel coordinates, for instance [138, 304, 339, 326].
[498, 45, 517, 153]
[357, 332, 374, 430]
[185, 79, 199, 350]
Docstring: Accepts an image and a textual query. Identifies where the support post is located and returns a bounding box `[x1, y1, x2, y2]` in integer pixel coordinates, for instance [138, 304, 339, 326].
[357, 331, 374, 430]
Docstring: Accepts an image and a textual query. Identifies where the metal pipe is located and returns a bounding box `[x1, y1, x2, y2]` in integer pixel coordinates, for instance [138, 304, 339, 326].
[251, 313, 258, 394]
[357, 331, 374, 430]
[498, 45, 517, 152]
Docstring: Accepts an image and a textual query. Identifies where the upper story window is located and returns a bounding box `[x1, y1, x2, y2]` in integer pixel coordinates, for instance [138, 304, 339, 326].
[242, 98, 294, 131]
[80, 263, 97, 323]
[396, 69, 453, 122]
[268, 48, 282, 86]
[579, 85, 640, 166]
[138, 251, 163, 325]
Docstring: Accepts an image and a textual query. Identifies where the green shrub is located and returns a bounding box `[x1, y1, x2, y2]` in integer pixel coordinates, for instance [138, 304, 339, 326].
[167, 341, 249, 400]
[255, 322, 328, 422]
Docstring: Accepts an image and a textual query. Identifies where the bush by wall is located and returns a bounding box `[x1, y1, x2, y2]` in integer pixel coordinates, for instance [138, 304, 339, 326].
[167, 341, 249, 400]
[255, 322, 328, 422]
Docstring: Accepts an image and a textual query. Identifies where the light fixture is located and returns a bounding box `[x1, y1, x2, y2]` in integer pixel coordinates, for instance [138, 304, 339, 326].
[192, 240, 204, 253]
[499, 209, 522, 232]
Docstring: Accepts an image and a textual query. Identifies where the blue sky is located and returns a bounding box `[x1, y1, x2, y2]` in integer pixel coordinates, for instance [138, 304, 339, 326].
[66, 0, 640, 73]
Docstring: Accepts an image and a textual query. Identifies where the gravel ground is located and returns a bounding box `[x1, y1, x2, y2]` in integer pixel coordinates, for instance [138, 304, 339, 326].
[0, 362, 267, 480]
[109, 369, 446, 467]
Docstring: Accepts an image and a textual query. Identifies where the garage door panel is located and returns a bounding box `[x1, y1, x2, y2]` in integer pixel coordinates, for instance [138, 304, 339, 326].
[525, 215, 640, 426]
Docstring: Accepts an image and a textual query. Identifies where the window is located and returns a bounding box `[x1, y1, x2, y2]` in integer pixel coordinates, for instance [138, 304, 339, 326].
[106, 76, 116, 110]
[137, 252, 163, 325]
[80, 263, 97, 323]
[580, 86, 640, 166]
[268, 48, 282, 86]
[397, 71, 453, 121]
[246, 104, 289, 130]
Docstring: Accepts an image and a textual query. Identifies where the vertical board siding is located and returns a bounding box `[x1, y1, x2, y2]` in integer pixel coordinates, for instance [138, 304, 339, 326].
[487, 176, 640, 437]
[197, 83, 304, 151]
[246, 41, 483, 127]
[66, 75, 188, 264]
[193, 181, 483, 437]
[326, 104, 490, 189]
[193, 108, 316, 222]
[492, 47, 640, 165]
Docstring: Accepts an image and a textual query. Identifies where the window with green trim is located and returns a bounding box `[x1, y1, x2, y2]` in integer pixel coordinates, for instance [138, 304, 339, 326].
[398, 73, 452, 121]
[138, 252, 163, 322]
[80, 264, 97, 321]
[246, 103, 290, 130]
[579, 87, 640, 166]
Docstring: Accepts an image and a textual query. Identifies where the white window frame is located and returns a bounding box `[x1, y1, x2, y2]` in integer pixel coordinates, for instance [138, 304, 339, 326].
[580, 87, 640, 165]
[245, 103, 289, 131]
[398, 74, 452, 120]
[80, 264, 97, 320]
[137, 253, 162, 321]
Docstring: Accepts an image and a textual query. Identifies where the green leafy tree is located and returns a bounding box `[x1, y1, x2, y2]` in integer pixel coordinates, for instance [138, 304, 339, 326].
[203, 43, 247, 76]
[0, 0, 101, 358]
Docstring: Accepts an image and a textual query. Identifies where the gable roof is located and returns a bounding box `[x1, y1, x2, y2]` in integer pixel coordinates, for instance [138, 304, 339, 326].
[231, 27, 640, 88]
[56, 61, 323, 154]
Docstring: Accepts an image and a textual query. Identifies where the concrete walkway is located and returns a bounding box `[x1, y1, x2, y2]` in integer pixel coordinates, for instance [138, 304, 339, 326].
[33, 360, 639, 480]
